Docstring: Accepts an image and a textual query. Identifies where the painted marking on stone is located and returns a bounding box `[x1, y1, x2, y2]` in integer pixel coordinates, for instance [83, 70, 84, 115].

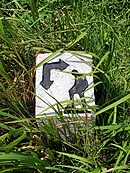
[40, 59, 69, 90]
[65, 70, 89, 113]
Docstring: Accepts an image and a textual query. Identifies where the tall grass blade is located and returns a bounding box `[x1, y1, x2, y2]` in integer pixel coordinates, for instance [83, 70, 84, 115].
[4, 133, 26, 150]
[67, 31, 87, 48]
[58, 165, 90, 173]
[35, 48, 64, 68]
[58, 152, 92, 165]
[93, 52, 110, 73]
[101, 165, 129, 173]
[94, 94, 130, 116]
[28, 0, 39, 22]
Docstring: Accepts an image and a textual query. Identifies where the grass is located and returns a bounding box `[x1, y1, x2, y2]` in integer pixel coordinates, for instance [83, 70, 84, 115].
[0, 0, 130, 172]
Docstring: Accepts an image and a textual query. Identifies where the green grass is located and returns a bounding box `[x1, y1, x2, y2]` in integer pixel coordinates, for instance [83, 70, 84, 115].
[0, 0, 130, 172]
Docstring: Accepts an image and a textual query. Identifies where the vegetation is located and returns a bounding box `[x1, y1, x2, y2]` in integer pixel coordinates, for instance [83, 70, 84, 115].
[0, 0, 130, 172]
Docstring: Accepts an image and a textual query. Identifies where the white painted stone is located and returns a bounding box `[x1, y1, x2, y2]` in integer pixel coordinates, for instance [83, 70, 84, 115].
[36, 52, 95, 118]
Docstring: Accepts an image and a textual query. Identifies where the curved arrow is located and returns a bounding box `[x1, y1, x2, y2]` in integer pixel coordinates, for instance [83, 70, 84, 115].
[40, 59, 69, 90]
[65, 70, 89, 113]
[69, 70, 88, 101]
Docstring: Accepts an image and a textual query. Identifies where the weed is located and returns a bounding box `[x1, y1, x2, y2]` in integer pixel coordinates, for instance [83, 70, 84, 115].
[0, 0, 130, 172]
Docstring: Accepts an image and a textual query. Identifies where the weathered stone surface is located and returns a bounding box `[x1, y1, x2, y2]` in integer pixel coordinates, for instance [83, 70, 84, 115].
[36, 52, 95, 118]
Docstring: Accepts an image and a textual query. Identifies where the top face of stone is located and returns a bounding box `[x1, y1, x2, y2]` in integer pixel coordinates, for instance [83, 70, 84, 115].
[36, 52, 95, 117]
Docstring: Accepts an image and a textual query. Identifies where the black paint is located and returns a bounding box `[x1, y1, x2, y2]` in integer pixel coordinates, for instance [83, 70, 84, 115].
[65, 70, 88, 113]
[40, 59, 69, 90]
[69, 70, 88, 101]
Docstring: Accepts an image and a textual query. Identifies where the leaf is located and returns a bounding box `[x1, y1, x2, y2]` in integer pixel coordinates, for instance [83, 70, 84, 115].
[0, 123, 13, 131]
[94, 94, 130, 116]
[58, 152, 92, 165]
[0, 60, 13, 85]
[13, 0, 24, 10]
[0, 168, 18, 173]
[5, 133, 26, 150]
[0, 128, 23, 141]
[0, 153, 49, 171]
[58, 165, 89, 173]
[28, 0, 39, 22]
[67, 31, 87, 48]
[93, 51, 110, 73]
[0, 27, 12, 45]
[101, 165, 129, 173]
[0, 20, 4, 33]
[45, 167, 64, 172]
[0, 153, 48, 167]
[111, 143, 127, 153]
[0, 111, 19, 120]
[35, 48, 64, 69]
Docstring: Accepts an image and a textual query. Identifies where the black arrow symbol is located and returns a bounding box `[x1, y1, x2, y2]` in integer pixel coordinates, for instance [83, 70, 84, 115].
[65, 70, 89, 113]
[40, 59, 69, 90]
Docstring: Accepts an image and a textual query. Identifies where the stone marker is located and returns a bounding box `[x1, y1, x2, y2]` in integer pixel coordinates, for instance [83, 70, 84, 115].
[36, 52, 95, 120]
